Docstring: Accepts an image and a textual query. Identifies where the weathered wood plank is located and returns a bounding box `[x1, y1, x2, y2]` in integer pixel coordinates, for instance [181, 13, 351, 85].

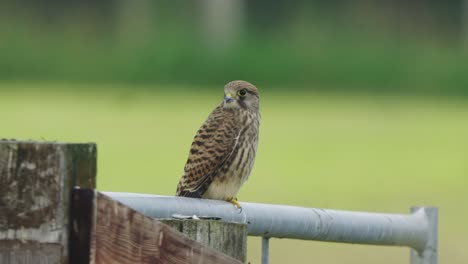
[71, 190, 242, 264]
[0, 241, 62, 264]
[161, 219, 247, 262]
[0, 140, 96, 264]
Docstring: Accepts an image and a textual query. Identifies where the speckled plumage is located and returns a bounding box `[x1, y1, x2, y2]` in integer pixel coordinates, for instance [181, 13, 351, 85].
[176, 80, 260, 200]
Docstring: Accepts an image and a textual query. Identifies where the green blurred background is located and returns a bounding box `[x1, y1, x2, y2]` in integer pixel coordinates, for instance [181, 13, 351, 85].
[1, 1, 467, 263]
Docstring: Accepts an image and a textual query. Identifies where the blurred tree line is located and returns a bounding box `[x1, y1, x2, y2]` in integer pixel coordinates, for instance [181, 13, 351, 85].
[1, 0, 468, 94]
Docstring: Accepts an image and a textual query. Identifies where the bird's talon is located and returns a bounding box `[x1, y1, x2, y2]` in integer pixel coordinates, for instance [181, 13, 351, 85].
[227, 197, 242, 209]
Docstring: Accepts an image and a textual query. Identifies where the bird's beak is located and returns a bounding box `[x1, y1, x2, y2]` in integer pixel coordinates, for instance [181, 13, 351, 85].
[224, 92, 234, 103]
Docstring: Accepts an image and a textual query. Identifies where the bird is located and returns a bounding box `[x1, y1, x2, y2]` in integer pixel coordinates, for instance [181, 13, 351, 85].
[176, 80, 260, 208]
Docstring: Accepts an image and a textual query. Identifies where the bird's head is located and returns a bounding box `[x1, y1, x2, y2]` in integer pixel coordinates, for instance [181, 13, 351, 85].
[223, 80, 259, 111]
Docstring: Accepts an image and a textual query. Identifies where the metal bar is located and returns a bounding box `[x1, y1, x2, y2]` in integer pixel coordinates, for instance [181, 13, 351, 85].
[261, 237, 269, 264]
[410, 207, 438, 264]
[104, 192, 434, 252]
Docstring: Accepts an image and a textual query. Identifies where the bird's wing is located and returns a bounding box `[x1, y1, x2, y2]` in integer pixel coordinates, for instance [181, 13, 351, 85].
[176, 105, 240, 198]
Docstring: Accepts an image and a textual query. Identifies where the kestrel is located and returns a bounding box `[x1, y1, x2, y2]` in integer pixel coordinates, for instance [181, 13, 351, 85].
[176, 80, 260, 208]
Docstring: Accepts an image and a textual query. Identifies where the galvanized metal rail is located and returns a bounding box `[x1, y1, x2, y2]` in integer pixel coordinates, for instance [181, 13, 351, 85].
[104, 192, 437, 264]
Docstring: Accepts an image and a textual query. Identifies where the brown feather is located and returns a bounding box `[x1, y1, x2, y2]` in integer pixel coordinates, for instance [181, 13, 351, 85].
[176, 105, 241, 197]
[176, 80, 260, 200]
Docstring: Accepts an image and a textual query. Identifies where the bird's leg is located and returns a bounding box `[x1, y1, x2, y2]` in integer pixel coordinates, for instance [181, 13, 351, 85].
[226, 197, 242, 209]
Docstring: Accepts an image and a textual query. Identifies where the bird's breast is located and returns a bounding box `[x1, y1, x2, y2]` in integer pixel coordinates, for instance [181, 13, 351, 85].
[202, 116, 259, 200]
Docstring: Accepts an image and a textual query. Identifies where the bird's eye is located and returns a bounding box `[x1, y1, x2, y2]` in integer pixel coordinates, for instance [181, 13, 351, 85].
[238, 89, 247, 97]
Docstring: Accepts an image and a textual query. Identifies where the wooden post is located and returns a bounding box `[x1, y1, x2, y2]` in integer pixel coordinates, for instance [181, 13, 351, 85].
[161, 219, 247, 262]
[0, 140, 246, 264]
[71, 190, 243, 264]
[0, 140, 96, 264]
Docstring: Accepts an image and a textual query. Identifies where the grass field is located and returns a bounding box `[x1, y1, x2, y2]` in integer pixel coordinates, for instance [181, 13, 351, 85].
[1, 82, 467, 263]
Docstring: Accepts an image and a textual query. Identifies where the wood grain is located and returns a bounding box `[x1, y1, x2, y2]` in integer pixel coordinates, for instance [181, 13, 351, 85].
[0, 140, 96, 264]
[71, 190, 242, 264]
[162, 219, 247, 262]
